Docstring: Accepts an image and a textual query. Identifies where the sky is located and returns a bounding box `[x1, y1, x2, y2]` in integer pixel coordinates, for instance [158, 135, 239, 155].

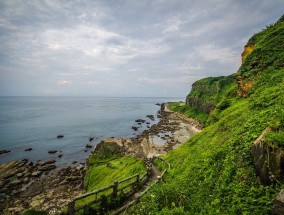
[0, 0, 283, 98]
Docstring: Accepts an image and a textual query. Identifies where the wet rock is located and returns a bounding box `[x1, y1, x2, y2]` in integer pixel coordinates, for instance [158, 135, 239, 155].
[86, 144, 92, 148]
[0, 150, 11, 155]
[38, 165, 56, 171]
[10, 180, 22, 186]
[48, 150, 57, 154]
[46, 160, 56, 164]
[57, 135, 64, 138]
[25, 148, 33, 152]
[22, 159, 29, 162]
[84, 150, 88, 152]
[23, 177, 30, 184]
[66, 176, 80, 182]
[132, 126, 138, 131]
[31, 171, 42, 177]
[72, 161, 77, 164]
[17, 173, 24, 178]
[146, 115, 155, 121]
[155, 103, 161, 106]
[37, 161, 47, 166]
[58, 154, 63, 158]
[135, 119, 146, 123]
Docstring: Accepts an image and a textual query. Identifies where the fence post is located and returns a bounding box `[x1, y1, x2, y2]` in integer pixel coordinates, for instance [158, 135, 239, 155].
[68, 200, 75, 215]
[147, 167, 152, 179]
[113, 180, 118, 198]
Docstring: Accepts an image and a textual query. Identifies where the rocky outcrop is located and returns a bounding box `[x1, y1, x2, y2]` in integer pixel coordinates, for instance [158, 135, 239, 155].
[273, 189, 284, 215]
[185, 75, 236, 114]
[236, 75, 255, 98]
[92, 108, 202, 159]
[241, 44, 255, 62]
[0, 160, 85, 214]
[251, 128, 284, 185]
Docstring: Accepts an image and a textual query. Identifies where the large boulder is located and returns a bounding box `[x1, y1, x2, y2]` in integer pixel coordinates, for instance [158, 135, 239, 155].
[273, 189, 284, 215]
[251, 128, 284, 185]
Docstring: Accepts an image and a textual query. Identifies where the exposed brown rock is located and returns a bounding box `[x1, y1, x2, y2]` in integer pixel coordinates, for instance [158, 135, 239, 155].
[251, 128, 284, 185]
[236, 75, 255, 98]
[241, 44, 255, 62]
[273, 189, 284, 215]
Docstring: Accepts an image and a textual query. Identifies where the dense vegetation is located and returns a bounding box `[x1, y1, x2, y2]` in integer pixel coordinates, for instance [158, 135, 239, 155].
[131, 16, 284, 214]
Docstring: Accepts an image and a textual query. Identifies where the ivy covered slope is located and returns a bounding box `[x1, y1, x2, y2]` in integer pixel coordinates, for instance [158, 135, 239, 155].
[132, 16, 284, 214]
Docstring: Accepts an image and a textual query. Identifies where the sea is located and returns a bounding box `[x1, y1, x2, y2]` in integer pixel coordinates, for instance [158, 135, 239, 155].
[0, 97, 182, 166]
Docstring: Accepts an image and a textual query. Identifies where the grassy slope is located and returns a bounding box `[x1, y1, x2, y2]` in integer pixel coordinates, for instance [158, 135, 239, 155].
[132, 16, 284, 214]
[85, 155, 146, 192]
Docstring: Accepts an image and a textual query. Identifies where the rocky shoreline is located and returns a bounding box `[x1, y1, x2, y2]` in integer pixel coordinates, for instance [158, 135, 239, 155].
[0, 103, 202, 214]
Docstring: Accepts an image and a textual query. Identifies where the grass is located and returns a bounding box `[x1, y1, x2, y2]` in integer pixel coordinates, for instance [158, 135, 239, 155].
[129, 15, 284, 214]
[85, 155, 146, 192]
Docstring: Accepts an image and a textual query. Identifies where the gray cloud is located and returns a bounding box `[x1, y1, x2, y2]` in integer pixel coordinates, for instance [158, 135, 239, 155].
[0, 0, 283, 97]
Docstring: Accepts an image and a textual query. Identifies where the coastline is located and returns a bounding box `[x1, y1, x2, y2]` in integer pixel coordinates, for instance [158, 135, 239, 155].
[0, 103, 201, 213]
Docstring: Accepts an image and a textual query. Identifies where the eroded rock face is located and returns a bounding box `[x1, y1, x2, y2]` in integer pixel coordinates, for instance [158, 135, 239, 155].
[236, 75, 255, 98]
[241, 44, 255, 62]
[273, 189, 284, 215]
[251, 128, 284, 185]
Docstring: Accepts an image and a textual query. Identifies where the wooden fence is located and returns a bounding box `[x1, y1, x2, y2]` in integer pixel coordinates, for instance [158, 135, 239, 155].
[68, 168, 152, 215]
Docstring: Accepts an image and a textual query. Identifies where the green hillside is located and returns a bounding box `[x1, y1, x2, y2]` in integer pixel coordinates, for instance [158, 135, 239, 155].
[131, 15, 284, 214]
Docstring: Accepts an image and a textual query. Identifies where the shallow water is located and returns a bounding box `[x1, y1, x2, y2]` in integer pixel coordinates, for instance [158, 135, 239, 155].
[0, 97, 182, 166]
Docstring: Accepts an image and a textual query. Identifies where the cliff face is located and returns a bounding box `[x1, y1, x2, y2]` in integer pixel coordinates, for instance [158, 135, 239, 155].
[186, 75, 236, 114]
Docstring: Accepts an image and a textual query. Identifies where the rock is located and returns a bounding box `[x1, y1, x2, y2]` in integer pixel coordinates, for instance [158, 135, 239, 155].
[0, 150, 11, 155]
[24, 148, 32, 152]
[57, 135, 64, 138]
[37, 161, 47, 166]
[65, 176, 80, 182]
[10, 180, 22, 186]
[46, 159, 56, 164]
[132, 126, 138, 131]
[48, 150, 57, 154]
[23, 177, 30, 184]
[38, 165, 56, 171]
[58, 154, 63, 158]
[84, 150, 88, 152]
[31, 171, 42, 177]
[251, 128, 284, 185]
[155, 103, 161, 106]
[146, 115, 155, 121]
[146, 122, 150, 124]
[86, 144, 92, 148]
[17, 173, 24, 178]
[273, 189, 284, 215]
[135, 119, 146, 123]
[89, 137, 95, 142]
[72, 161, 77, 164]
[22, 159, 29, 162]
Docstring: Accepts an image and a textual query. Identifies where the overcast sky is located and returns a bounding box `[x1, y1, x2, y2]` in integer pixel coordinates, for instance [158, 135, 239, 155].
[0, 0, 283, 97]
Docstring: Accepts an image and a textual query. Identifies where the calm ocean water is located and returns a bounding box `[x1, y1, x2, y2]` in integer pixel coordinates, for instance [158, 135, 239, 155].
[0, 97, 182, 166]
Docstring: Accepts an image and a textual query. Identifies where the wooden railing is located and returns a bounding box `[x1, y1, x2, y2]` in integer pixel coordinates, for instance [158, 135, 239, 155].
[68, 168, 152, 215]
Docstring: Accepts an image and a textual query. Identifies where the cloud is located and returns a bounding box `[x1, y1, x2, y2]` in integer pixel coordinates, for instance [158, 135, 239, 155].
[0, 0, 283, 97]
[196, 44, 240, 65]
[58, 80, 72, 85]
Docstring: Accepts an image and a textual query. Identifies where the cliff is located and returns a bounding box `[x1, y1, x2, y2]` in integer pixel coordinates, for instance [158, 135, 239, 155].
[133, 15, 284, 214]
[186, 75, 236, 114]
